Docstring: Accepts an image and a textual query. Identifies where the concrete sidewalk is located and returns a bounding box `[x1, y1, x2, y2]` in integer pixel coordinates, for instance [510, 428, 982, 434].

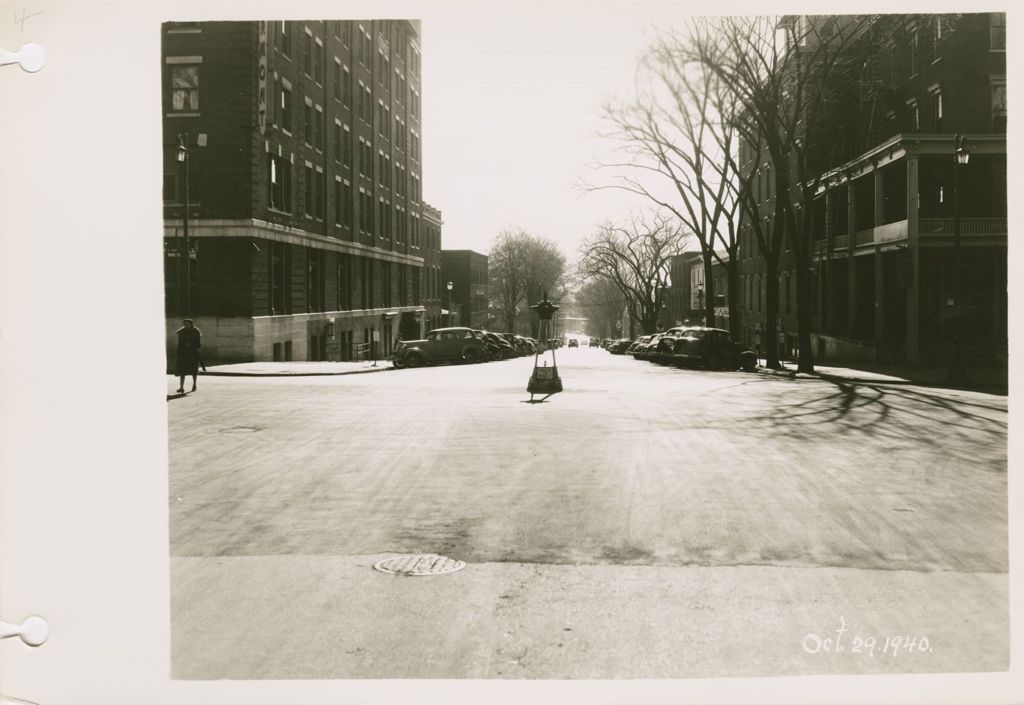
[757, 358, 1007, 392]
[200, 360, 393, 377]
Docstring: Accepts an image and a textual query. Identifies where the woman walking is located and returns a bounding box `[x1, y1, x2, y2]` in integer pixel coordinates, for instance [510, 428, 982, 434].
[175, 318, 203, 394]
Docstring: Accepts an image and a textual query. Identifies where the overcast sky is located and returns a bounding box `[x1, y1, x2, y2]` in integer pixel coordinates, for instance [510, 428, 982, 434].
[420, 1, 703, 261]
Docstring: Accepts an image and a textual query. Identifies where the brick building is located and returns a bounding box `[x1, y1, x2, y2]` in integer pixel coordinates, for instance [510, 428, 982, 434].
[420, 203, 444, 333]
[441, 250, 489, 328]
[162, 20, 435, 363]
[736, 13, 1007, 366]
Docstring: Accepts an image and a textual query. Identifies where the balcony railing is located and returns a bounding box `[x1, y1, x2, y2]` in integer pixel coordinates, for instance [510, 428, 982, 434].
[918, 218, 1008, 235]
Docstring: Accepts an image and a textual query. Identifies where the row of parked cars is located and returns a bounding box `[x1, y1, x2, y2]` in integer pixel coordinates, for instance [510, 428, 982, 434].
[603, 326, 756, 371]
[392, 327, 541, 368]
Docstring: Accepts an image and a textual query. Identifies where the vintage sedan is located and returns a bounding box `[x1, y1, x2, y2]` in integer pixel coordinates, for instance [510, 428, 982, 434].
[633, 334, 665, 361]
[392, 327, 490, 368]
[649, 326, 698, 364]
[483, 331, 515, 360]
[670, 327, 742, 370]
[607, 338, 633, 354]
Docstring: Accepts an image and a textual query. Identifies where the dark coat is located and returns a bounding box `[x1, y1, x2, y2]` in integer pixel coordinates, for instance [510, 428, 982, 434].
[175, 326, 203, 376]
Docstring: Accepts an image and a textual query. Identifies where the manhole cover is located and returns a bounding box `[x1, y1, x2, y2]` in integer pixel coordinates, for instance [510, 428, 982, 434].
[220, 426, 260, 434]
[373, 554, 466, 576]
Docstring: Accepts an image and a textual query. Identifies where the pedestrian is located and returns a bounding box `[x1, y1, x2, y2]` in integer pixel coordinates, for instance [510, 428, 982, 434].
[174, 318, 204, 394]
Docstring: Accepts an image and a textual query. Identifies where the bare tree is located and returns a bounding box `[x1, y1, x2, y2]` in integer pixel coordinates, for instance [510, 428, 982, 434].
[578, 212, 689, 336]
[489, 228, 567, 335]
[575, 276, 627, 339]
[684, 15, 869, 371]
[590, 39, 747, 337]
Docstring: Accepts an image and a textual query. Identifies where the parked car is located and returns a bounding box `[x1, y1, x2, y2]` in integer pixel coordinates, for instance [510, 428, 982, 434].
[627, 335, 652, 355]
[568, 338, 579, 348]
[649, 326, 697, 364]
[472, 330, 503, 361]
[608, 338, 632, 354]
[633, 334, 665, 361]
[670, 327, 742, 370]
[484, 331, 514, 360]
[392, 327, 489, 367]
[589, 338, 601, 348]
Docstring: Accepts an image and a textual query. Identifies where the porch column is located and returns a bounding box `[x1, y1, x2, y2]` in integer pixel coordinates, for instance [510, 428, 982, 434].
[874, 247, 886, 352]
[874, 166, 885, 226]
[847, 180, 857, 337]
[905, 152, 920, 364]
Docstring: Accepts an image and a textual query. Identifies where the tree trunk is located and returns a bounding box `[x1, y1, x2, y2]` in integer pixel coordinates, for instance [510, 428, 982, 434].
[726, 249, 741, 339]
[764, 255, 781, 369]
[793, 208, 816, 373]
[703, 250, 715, 327]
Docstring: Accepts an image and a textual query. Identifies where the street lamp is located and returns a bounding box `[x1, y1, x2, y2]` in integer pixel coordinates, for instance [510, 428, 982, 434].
[697, 284, 705, 325]
[446, 280, 454, 327]
[176, 132, 191, 317]
[948, 134, 970, 383]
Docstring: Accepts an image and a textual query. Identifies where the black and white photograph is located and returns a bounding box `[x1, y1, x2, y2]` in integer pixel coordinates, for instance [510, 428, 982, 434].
[0, 2, 1017, 702]
[159, 8, 1009, 682]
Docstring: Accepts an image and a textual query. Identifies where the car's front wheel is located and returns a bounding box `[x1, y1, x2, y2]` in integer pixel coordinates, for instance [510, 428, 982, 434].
[462, 348, 480, 364]
[405, 352, 424, 368]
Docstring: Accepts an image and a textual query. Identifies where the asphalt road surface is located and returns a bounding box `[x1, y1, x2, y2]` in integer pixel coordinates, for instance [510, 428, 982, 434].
[168, 348, 1008, 679]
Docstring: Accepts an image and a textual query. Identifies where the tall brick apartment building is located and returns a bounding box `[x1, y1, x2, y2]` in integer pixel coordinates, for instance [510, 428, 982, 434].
[737, 13, 1006, 367]
[162, 20, 437, 363]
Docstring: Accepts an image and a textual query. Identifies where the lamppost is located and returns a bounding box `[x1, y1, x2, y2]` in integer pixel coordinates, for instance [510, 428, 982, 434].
[446, 280, 454, 326]
[176, 132, 191, 317]
[697, 285, 705, 325]
[948, 134, 970, 383]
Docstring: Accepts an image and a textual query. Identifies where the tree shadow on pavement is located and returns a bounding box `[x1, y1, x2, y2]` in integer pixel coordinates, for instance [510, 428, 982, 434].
[706, 375, 1007, 461]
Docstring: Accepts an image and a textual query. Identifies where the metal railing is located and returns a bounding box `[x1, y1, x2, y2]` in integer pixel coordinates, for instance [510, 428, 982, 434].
[918, 218, 1008, 235]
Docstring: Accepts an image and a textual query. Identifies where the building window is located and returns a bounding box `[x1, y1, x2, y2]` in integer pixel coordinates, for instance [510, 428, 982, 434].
[271, 241, 291, 314]
[906, 99, 919, 132]
[365, 141, 373, 180]
[909, 31, 919, 76]
[314, 170, 325, 220]
[342, 66, 352, 107]
[343, 125, 353, 166]
[359, 189, 373, 233]
[268, 154, 291, 212]
[381, 261, 392, 307]
[332, 20, 341, 39]
[357, 25, 368, 66]
[333, 122, 341, 161]
[344, 182, 353, 228]
[278, 21, 291, 58]
[308, 250, 325, 312]
[930, 89, 942, 131]
[170, 65, 199, 112]
[279, 84, 292, 132]
[992, 78, 1007, 132]
[361, 258, 374, 308]
[304, 103, 312, 144]
[314, 107, 323, 150]
[303, 31, 313, 75]
[991, 13, 1006, 51]
[334, 179, 343, 225]
[337, 254, 351, 310]
[930, 17, 942, 63]
[304, 165, 314, 216]
[333, 60, 341, 100]
[313, 40, 323, 84]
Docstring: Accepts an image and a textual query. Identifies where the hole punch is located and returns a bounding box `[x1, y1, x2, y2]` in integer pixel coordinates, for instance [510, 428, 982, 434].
[0, 616, 49, 647]
[0, 43, 46, 73]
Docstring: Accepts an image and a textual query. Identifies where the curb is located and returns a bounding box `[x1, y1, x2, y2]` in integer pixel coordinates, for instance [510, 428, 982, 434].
[755, 366, 1006, 393]
[197, 366, 394, 378]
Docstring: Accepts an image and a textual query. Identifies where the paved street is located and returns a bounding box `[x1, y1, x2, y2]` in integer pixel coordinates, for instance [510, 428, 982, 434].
[167, 348, 1008, 679]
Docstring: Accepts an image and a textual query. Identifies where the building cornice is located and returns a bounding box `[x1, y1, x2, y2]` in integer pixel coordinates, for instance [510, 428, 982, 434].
[164, 218, 426, 266]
